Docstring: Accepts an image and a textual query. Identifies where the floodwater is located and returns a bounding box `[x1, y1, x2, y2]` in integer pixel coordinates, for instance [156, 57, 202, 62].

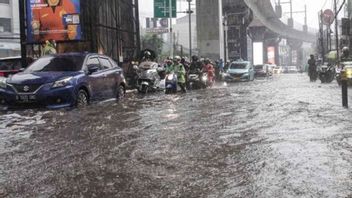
[1, 74, 352, 197]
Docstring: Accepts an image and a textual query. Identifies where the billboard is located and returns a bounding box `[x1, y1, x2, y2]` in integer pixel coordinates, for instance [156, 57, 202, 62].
[26, 0, 82, 43]
[145, 18, 169, 34]
[253, 42, 263, 65]
[267, 46, 275, 64]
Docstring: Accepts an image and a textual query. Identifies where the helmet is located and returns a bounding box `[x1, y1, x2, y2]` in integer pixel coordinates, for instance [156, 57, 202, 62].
[144, 51, 152, 58]
[191, 55, 198, 62]
[174, 56, 181, 61]
[342, 47, 349, 55]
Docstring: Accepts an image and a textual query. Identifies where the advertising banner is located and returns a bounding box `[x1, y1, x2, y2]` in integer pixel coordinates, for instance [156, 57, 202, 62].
[267, 46, 275, 64]
[26, 0, 81, 43]
[253, 42, 263, 65]
[146, 18, 169, 34]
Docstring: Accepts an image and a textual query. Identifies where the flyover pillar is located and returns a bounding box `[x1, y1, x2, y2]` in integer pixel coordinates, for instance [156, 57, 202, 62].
[287, 38, 303, 66]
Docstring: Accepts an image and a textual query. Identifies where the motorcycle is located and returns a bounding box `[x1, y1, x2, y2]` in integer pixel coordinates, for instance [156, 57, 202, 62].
[318, 64, 335, 83]
[187, 70, 207, 90]
[135, 62, 164, 94]
[165, 73, 178, 94]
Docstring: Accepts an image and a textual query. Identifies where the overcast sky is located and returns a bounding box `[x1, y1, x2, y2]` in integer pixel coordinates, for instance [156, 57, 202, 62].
[139, 0, 338, 29]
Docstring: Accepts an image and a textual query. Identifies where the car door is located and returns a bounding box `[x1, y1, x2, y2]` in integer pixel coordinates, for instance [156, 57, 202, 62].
[99, 56, 119, 97]
[86, 56, 105, 100]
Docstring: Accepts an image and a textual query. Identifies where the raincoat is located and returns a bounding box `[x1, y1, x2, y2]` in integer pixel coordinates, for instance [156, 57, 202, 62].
[42, 42, 57, 56]
[175, 63, 186, 83]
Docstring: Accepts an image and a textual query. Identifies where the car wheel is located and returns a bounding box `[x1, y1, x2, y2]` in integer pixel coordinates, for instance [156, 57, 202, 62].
[77, 89, 89, 107]
[116, 84, 125, 100]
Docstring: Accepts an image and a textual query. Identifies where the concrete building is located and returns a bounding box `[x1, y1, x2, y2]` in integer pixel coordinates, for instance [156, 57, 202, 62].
[0, 0, 20, 57]
[173, 14, 197, 55]
[196, 0, 221, 60]
[196, 0, 251, 61]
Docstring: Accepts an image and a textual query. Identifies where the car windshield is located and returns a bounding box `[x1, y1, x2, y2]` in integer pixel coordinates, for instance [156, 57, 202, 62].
[0, 59, 22, 70]
[230, 63, 249, 69]
[26, 55, 84, 72]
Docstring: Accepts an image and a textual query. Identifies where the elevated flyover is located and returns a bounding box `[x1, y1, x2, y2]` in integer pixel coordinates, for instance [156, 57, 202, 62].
[244, 0, 316, 43]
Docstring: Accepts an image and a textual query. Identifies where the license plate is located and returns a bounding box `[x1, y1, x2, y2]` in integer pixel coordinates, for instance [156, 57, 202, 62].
[16, 95, 36, 102]
[235, 77, 241, 80]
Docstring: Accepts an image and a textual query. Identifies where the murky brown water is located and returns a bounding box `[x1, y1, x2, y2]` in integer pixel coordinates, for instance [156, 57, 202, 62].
[1, 74, 352, 197]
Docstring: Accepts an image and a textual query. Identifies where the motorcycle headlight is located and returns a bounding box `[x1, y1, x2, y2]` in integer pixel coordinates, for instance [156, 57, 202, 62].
[0, 78, 7, 89]
[167, 75, 174, 81]
[202, 76, 207, 82]
[52, 77, 73, 89]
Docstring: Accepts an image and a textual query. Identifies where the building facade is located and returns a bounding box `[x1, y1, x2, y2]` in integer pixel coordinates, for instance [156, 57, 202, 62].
[0, 0, 20, 57]
[173, 14, 197, 56]
[196, 0, 251, 61]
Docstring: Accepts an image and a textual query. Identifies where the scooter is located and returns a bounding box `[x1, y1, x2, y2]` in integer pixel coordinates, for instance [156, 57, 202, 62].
[135, 62, 163, 94]
[319, 64, 335, 83]
[188, 70, 207, 90]
[165, 73, 178, 94]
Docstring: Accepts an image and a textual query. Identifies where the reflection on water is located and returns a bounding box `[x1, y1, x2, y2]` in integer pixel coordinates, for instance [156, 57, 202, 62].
[1, 74, 352, 197]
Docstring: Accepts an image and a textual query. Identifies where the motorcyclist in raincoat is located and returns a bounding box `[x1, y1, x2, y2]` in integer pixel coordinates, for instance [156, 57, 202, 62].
[42, 40, 57, 56]
[173, 56, 187, 93]
[203, 59, 215, 85]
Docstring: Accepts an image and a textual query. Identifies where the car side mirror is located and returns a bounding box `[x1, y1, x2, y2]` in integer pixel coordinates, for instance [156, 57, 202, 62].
[87, 64, 100, 74]
[19, 68, 25, 72]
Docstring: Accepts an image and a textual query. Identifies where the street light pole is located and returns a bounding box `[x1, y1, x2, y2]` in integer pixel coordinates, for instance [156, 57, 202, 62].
[169, 0, 173, 58]
[187, 0, 192, 58]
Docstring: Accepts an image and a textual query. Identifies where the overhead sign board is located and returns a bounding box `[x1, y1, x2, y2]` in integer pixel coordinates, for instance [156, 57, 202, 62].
[154, 0, 176, 18]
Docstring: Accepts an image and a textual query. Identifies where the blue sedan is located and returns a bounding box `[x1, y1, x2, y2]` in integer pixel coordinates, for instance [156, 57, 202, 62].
[0, 53, 126, 109]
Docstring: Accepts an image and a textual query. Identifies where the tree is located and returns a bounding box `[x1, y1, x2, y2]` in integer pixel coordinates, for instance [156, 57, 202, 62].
[141, 34, 164, 57]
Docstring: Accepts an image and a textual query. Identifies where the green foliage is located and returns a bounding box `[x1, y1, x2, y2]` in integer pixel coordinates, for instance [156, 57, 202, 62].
[141, 34, 164, 57]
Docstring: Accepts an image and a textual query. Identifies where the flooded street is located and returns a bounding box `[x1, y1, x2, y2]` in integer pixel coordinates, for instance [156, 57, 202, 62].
[1, 74, 352, 197]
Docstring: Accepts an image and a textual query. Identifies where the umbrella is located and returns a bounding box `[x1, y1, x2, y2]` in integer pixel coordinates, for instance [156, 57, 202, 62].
[325, 50, 337, 60]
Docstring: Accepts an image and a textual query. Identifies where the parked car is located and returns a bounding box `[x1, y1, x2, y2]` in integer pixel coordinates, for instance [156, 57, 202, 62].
[265, 64, 276, 76]
[0, 53, 126, 109]
[0, 56, 34, 78]
[224, 61, 255, 82]
[254, 64, 267, 77]
[273, 66, 284, 74]
[287, 66, 298, 73]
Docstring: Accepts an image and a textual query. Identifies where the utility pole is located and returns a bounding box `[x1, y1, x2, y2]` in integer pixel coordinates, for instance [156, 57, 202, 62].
[187, 0, 192, 58]
[334, 0, 340, 63]
[169, 0, 173, 58]
[290, 0, 293, 19]
[223, 14, 228, 64]
[19, 0, 27, 67]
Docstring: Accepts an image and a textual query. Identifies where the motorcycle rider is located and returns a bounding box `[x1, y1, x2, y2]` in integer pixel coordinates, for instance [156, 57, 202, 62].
[142, 50, 152, 61]
[203, 59, 215, 85]
[341, 47, 350, 63]
[173, 56, 187, 93]
[308, 54, 317, 82]
[189, 55, 203, 74]
[165, 59, 174, 74]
